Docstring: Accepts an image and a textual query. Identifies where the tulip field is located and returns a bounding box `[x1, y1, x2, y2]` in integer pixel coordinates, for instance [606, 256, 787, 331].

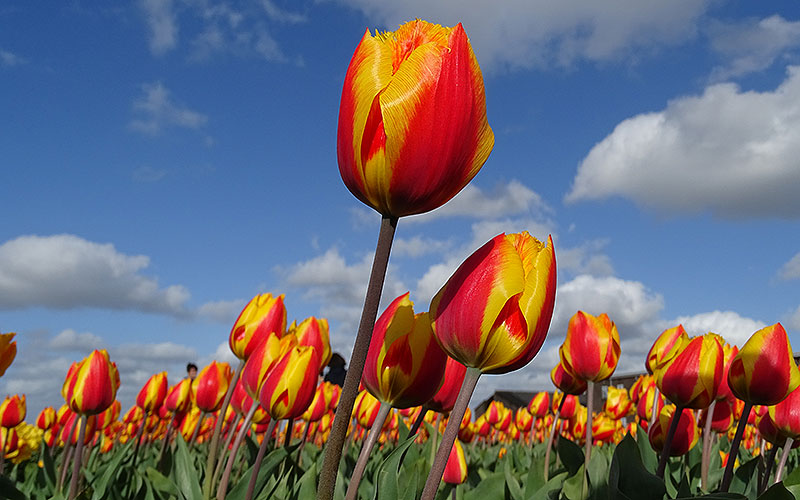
[3, 16, 800, 500]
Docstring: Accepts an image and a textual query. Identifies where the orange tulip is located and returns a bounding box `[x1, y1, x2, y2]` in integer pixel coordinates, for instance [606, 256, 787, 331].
[337, 20, 494, 218]
[0, 332, 16, 377]
[363, 293, 447, 409]
[192, 361, 233, 413]
[560, 311, 620, 383]
[727, 323, 800, 406]
[63, 350, 120, 415]
[0, 394, 25, 428]
[430, 232, 556, 374]
[136, 372, 168, 413]
[229, 293, 286, 361]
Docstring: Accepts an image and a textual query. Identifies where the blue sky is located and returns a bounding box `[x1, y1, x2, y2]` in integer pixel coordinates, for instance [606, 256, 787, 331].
[2, 0, 800, 416]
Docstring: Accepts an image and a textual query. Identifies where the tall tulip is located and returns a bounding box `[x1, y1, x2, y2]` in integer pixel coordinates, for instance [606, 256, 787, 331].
[648, 406, 699, 457]
[322, 18, 496, 498]
[165, 378, 193, 414]
[722, 323, 800, 491]
[657, 334, 723, 410]
[560, 311, 620, 383]
[241, 334, 297, 399]
[229, 293, 286, 361]
[646, 325, 688, 375]
[293, 317, 332, 371]
[63, 350, 119, 416]
[193, 362, 233, 413]
[528, 392, 550, 418]
[258, 346, 320, 421]
[423, 231, 556, 500]
[0, 332, 16, 377]
[136, 372, 168, 413]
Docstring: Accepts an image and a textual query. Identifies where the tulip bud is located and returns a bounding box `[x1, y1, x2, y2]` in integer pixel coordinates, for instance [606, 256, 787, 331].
[95, 400, 120, 430]
[592, 413, 616, 443]
[337, 20, 494, 218]
[442, 439, 468, 484]
[727, 323, 800, 406]
[165, 378, 193, 414]
[648, 405, 699, 456]
[136, 372, 168, 414]
[430, 232, 557, 374]
[63, 350, 120, 415]
[302, 383, 330, 423]
[241, 334, 297, 400]
[192, 361, 233, 413]
[229, 293, 286, 361]
[37, 407, 56, 430]
[560, 311, 620, 383]
[363, 293, 448, 409]
[0, 394, 25, 428]
[768, 380, 800, 440]
[258, 346, 320, 420]
[528, 392, 550, 418]
[293, 317, 332, 371]
[514, 408, 533, 432]
[552, 392, 578, 419]
[645, 325, 688, 375]
[604, 386, 632, 420]
[656, 334, 723, 409]
[0, 332, 17, 377]
[551, 362, 587, 395]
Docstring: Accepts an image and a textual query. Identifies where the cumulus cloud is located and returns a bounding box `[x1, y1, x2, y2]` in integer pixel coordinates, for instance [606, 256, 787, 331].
[260, 0, 307, 24]
[334, 0, 711, 70]
[672, 310, 766, 347]
[49, 329, 105, 352]
[0, 234, 194, 316]
[566, 66, 800, 218]
[709, 15, 800, 81]
[140, 0, 178, 55]
[556, 239, 614, 277]
[778, 252, 800, 281]
[392, 236, 452, 258]
[197, 299, 247, 323]
[129, 82, 208, 136]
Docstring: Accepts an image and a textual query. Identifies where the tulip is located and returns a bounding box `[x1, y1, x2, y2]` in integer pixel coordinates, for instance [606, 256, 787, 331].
[592, 414, 617, 443]
[192, 361, 233, 413]
[229, 293, 287, 361]
[604, 386, 632, 420]
[515, 408, 532, 433]
[293, 317, 332, 371]
[727, 323, 800, 406]
[426, 357, 467, 414]
[63, 350, 119, 416]
[0, 394, 25, 428]
[645, 325, 688, 375]
[37, 407, 56, 430]
[241, 334, 297, 400]
[442, 439, 468, 484]
[165, 378, 193, 414]
[302, 384, 331, 423]
[258, 346, 320, 421]
[338, 20, 493, 218]
[363, 293, 448, 409]
[136, 372, 168, 413]
[648, 405, 699, 457]
[95, 400, 120, 431]
[528, 392, 550, 418]
[769, 382, 800, 440]
[656, 334, 723, 410]
[700, 400, 734, 433]
[636, 377, 663, 429]
[715, 342, 739, 402]
[0, 332, 16, 377]
[560, 311, 620, 383]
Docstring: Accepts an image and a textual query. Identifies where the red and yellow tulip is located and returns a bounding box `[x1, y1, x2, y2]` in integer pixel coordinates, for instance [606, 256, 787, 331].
[560, 311, 620, 383]
[0, 394, 25, 428]
[528, 391, 550, 418]
[363, 293, 447, 409]
[136, 372, 168, 413]
[427, 356, 467, 414]
[604, 386, 632, 420]
[0, 332, 16, 377]
[192, 361, 233, 413]
[258, 345, 320, 420]
[292, 316, 332, 371]
[442, 439, 468, 484]
[241, 334, 297, 400]
[768, 379, 800, 439]
[430, 232, 557, 374]
[229, 293, 287, 361]
[337, 20, 494, 218]
[165, 378, 193, 414]
[656, 334, 723, 409]
[727, 323, 800, 406]
[648, 405, 699, 456]
[36, 407, 56, 430]
[63, 350, 120, 415]
[551, 362, 587, 396]
[645, 325, 688, 375]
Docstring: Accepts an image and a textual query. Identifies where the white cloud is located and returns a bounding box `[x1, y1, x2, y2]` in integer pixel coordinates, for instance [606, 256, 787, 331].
[557, 239, 614, 277]
[260, 0, 307, 24]
[709, 15, 800, 80]
[789, 305, 800, 332]
[566, 66, 800, 218]
[140, 0, 178, 55]
[0, 48, 24, 67]
[129, 82, 208, 136]
[0, 234, 192, 316]
[197, 299, 247, 323]
[778, 252, 800, 281]
[671, 310, 766, 347]
[50, 329, 105, 352]
[392, 236, 452, 258]
[334, 0, 711, 70]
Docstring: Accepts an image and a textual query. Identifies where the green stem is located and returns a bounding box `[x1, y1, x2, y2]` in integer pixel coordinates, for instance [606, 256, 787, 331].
[245, 419, 277, 500]
[720, 401, 752, 492]
[158, 415, 176, 472]
[773, 437, 793, 484]
[203, 359, 244, 500]
[583, 381, 595, 498]
[656, 405, 684, 478]
[344, 402, 392, 500]
[67, 415, 87, 500]
[544, 395, 566, 482]
[216, 405, 256, 500]
[420, 367, 481, 500]
[701, 400, 716, 490]
[759, 443, 779, 494]
[317, 215, 398, 500]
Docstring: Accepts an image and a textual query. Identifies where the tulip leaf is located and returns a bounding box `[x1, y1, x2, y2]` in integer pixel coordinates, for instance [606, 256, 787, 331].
[557, 437, 584, 477]
[463, 471, 504, 500]
[608, 434, 665, 500]
[783, 465, 800, 486]
[0, 475, 27, 500]
[636, 425, 658, 474]
[756, 482, 796, 500]
[373, 433, 419, 500]
[561, 464, 585, 500]
[525, 470, 567, 500]
[91, 440, 134, 500]
[294, 462, 318, 500]
[729, 457, 759, 497]
[226, 446, 289, 500]
[523, 452, 546, 499]
[145, 466, 180, 496]
[587, 449, 609, 500]
[173, 436, 203, 500]
[504, 456, 524, 500]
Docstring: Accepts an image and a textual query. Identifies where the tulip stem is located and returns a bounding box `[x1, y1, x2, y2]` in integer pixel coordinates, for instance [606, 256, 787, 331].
[318, 215, 398, 500]
[345, 402, 391, 500]
[158, 415, 176, 472]
[720, 401, 752, 492]
[773, 437, 793, 485]
[57, 417, 80, 491]
[649, 388, 660, 429]
[203, 359, 244, 500]
[190, 412, 206, 446]
[67, 415, 87, 500]
[213, 414, 243, 491]
[131, 418, 146, 470]
[217, 406, 256, 500]
[420, 367, 481, 500]
[408, 407, 428, 439]
[701, 400, 716, 490]
[245, 419, 277, 500]
[583, 382, 595, 499]
[544, 395, 566, 482]
[656, 405, 684, 479]
[759, 443, 779, 493]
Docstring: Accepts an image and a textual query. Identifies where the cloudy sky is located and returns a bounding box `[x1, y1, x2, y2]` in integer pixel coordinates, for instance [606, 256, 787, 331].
[2, 0, 800, 416]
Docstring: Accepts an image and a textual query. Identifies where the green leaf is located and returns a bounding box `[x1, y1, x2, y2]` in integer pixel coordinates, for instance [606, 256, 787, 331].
[782, 464, 800, 487]
[373, 432, 419, 500]
[525, 471, 568, 500]
[587, 448, 609, 500]
[294, 462, 318, 500]
[227, 446, 289, 500]
[0, 475, 28, 500]
[463, 471, 504, 500]
[729, 456, 759, 497]
[504, 456, 524, 500]
[756, 482, 796, 500]
[523, 451, 546, 499]
[561, 464, 585, 500]
[637, 425, 658, 474]
[173, 436, 203, 500]
[145, 466, 180, 496]
[557, 438, 584, 477]
[608, 433, 666, 500]
[91, 440, 134, 500]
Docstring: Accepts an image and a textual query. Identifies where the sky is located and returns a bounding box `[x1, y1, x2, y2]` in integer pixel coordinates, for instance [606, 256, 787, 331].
[2, 0, 800, 417]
